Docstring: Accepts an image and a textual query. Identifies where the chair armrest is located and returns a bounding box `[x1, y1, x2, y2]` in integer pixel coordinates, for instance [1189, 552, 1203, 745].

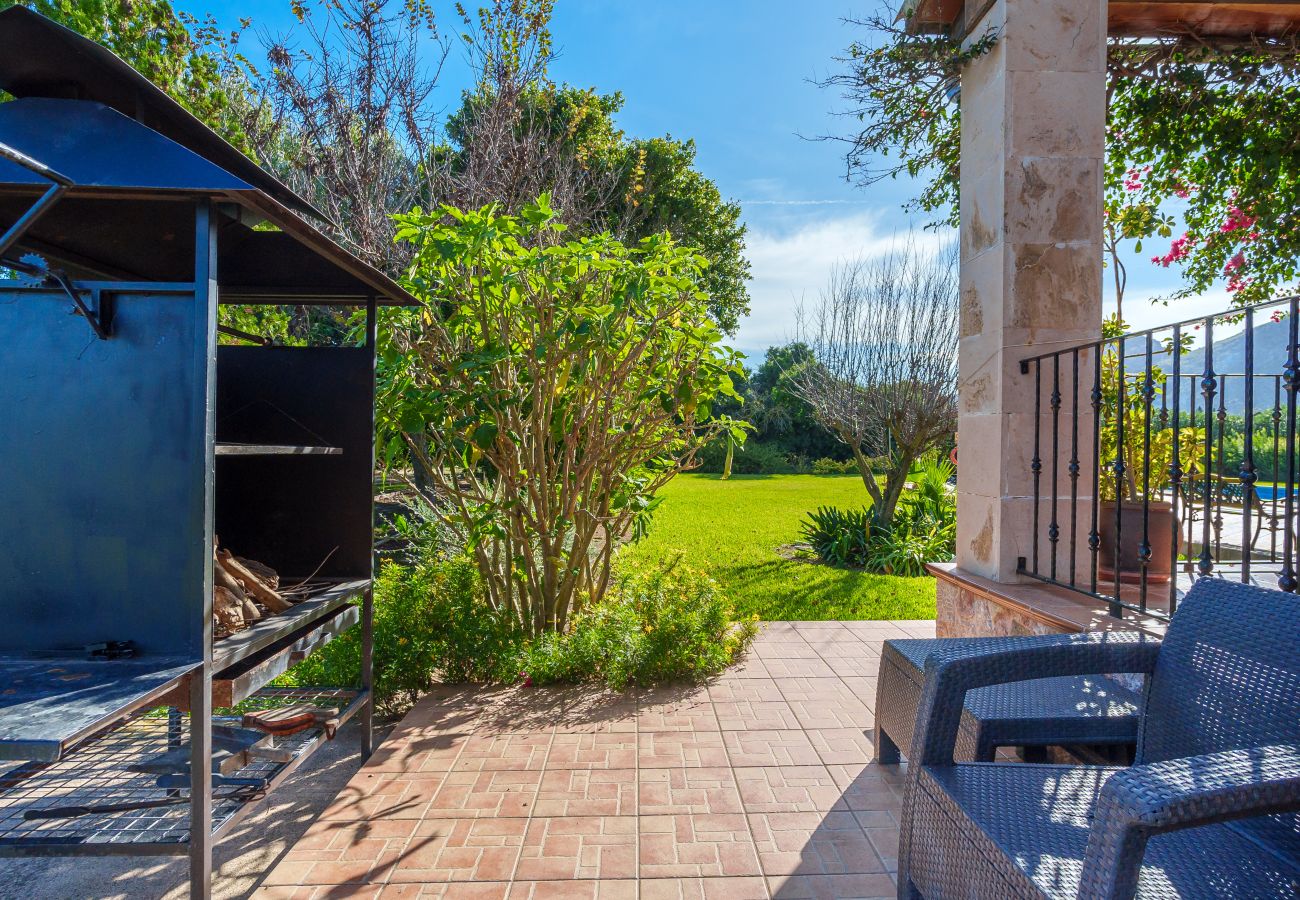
[910, 632, 1159, 767]
[1078, 744, 1300, 900]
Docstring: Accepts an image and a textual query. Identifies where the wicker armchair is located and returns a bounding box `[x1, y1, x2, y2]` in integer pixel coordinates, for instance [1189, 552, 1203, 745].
[898, 579, 1300, 899]
[876, 638, 1140, 764]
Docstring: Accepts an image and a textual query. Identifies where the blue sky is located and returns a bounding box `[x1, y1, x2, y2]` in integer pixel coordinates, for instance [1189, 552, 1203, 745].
[191, 1, 1219, 358]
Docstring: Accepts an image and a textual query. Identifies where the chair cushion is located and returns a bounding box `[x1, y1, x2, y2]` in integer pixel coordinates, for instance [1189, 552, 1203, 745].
[913, 763, 1300, 899]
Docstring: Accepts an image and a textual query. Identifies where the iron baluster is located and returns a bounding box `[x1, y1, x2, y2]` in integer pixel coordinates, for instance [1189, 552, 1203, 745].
[1273, 377, 1283, 562]
[1138, 334, 1155, 614]
[1281, 297, 1300, 592]
[1185, 373, 1197, 577]
[1214, 372, 1227, 567]
[1168, 324, 1182, 617]
[1089, 349, 1103, 596]
[1112, 336, 1125, 616]
[1069, 349, 1081, 587]
[1241, 308, 1256, 583]
[1199, 317, 1216, 578]
[1032, 359, 1042, 576]
[1049, 355, 1061, 580]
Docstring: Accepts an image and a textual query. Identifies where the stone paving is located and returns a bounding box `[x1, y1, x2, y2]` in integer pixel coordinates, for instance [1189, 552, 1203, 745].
[254, 619, 935, 899]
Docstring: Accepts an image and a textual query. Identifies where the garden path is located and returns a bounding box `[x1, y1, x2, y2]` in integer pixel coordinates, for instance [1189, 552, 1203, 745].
[253, 619, 935, 899]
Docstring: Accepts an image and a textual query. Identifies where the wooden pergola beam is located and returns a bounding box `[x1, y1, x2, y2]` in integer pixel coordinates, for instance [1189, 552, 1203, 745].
[904, 0, 1300, 40]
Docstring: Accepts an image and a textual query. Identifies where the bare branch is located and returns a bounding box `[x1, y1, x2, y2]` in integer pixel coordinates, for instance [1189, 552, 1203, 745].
[233, 0, 448, 275]
[791, 235, 958, 523]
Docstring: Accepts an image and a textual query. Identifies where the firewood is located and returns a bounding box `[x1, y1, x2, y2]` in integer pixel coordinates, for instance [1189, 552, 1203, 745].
[218, 550, 291, 613]
[213, 551, 247, 604]
[235, 556, 279, 591]
[213, 586, 245, 634]
[241, 597, 262, 622]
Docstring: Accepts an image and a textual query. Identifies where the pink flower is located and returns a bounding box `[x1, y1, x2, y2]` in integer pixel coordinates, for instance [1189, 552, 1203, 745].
[1225, 251, 1246, 274]
[1227, 273, 1253, 294]
[1154, 233, 1193, 267]
[1220, 206, 1257, 234]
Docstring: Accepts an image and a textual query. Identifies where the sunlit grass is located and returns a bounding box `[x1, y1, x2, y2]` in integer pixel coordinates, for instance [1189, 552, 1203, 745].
[620, 473, 937, 621]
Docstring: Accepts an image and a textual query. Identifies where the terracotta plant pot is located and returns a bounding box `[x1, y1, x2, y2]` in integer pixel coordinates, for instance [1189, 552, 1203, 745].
[1097, 500, 1178, 584]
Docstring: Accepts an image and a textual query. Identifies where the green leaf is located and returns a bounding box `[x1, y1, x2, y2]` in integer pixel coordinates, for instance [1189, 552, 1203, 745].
[471, 422, 499, 450]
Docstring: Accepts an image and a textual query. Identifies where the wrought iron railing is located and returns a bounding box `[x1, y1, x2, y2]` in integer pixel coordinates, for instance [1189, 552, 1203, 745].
[1017, 296, 1300, 620]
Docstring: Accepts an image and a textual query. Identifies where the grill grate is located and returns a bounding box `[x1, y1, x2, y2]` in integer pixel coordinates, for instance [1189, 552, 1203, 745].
[0, 687, 356, 850]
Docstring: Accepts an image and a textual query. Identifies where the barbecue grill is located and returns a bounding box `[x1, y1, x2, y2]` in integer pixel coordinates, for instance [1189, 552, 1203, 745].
[0, 8, 415, 897]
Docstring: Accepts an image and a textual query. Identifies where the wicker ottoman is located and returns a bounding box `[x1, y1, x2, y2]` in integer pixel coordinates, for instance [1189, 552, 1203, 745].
[875, 638, 1142, 763]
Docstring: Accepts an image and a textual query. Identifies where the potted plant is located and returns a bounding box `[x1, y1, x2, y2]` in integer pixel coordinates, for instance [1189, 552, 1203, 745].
[1096, 326, 1205, 584]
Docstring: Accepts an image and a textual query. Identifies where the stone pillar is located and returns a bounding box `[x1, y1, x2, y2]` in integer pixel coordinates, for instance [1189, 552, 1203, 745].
[955, 0, 1106, 581]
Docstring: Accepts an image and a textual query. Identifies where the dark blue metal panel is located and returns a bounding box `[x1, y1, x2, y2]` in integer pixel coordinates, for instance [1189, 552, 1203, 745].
[0, 99, 253, 194]
[214, 346, 376, 580]
[0, 5, 324, 221]
[0, 284, 213, 656]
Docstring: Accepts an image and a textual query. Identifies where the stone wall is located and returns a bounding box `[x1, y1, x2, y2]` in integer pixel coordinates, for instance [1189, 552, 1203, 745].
[935, 576, 1070, 638]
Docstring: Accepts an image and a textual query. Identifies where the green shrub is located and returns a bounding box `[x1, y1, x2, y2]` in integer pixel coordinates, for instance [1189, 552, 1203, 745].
[785, 453, 812, 474]
[801, 505, 873, 567]
[374, 492, 464, 566]
[284, 556, 524, 715]
[811, 457, 859, 476]
[697, 439, 794, 474]
[863, 508, 955, 577]
[286, 553, 756, 712]
[521, 561, 758, 691]
[800, 470, 955, 576]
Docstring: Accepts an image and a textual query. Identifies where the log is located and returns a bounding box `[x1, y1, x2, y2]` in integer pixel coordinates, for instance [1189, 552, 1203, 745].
[213, 585, 245, 635]
[218, 550, 291, 613]
[240, 597, 262, 622]
[213, 551, 248, 605]
[235, 556, 279, 591]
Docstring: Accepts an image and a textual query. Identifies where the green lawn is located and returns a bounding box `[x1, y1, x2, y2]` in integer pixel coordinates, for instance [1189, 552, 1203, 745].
[620, 473, 937, 621]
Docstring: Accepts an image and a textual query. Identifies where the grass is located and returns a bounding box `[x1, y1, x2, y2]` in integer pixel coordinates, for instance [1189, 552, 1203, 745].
[620, 473, 937, 621]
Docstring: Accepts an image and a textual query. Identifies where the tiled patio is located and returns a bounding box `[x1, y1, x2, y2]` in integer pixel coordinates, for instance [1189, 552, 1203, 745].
[255, 619, 935, 899]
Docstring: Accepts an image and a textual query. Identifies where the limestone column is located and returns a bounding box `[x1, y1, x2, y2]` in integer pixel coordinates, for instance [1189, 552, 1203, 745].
[955, 0, 1106, 581]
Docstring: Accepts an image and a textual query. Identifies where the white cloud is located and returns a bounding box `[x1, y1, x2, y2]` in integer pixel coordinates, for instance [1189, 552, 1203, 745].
[1110, 288, 1233, 338]
[734, 210, 954, 357]
[732, 209, 1247, 362]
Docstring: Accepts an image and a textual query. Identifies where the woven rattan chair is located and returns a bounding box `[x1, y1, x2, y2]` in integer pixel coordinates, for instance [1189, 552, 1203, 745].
[877, 638, 1141, 764]
[898, 579, 1300, 899]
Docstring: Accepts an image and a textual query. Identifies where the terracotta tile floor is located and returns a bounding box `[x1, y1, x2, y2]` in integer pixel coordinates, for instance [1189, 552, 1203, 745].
[256, 619, 934, 900]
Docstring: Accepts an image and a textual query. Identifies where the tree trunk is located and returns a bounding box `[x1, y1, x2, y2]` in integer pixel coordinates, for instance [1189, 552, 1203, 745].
[877, 467, 911, 526]
[721, 435, 734, 480]
[407, 432, 436, 497]
[848, 440, 886, 512]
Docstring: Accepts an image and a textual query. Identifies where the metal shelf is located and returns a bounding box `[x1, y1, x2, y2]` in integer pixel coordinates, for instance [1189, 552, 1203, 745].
[210, 579, 368, 672]
[197, 604, 360, 708]
[0, 656, 201, 763]
[215, 443, 341, 456]
[0, 687, 365, 855]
